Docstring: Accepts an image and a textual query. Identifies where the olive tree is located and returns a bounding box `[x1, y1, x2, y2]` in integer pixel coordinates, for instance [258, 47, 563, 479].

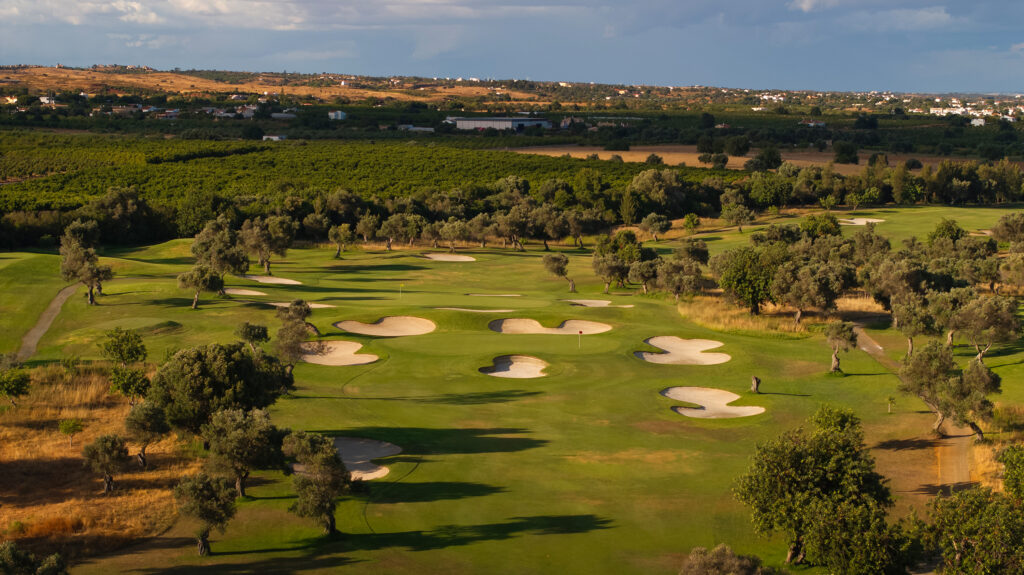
[235, 322, 269, 355]
[542, 253, 575, 292]
[60, 235, 112, 306]
[954, 295, 1020, 362]
[177, 264, 224, 309]
[124, 402, 169, 468]
[99, 327, 147, 368]
[192, 215, 249, 289]
[0, 541, 66, 575]
[239, 215, 296, 275]
[109, 367, 149, 406]
[82, 434, 131, 494]
[327, 223, 354, 258]
[824, 322, 858, 373]
[174, 473, 237, 556]
[202, 408, 287, 497]
[657, 257, 703, 301]
[0, 369, 30, 407]
[284, 431, 349, 535]
[628, 259, 660, 294]
[639, 212, 671, 242]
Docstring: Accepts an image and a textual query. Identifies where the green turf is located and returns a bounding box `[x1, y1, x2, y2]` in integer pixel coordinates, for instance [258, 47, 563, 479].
[3, 205, 1021, 574]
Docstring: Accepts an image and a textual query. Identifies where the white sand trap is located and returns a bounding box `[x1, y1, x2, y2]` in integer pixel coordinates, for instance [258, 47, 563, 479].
[489, 318, 612, 335]
[240, 274, 302, 285]
[333, 437, 402, 481]
[838, 218, 885, 226]
[564, 299, 635, 309]
[424, 253, 476, 262]
[223, 288, 267, 296]
[270, 301, 336, 309]
[635, 337, 731, 365]
[467, 293, 521, 297]
[661, 387, 765, 419]
[300, 341, 377, 366]
[479, 355, 549, 378]
[335, 316, 436, 337]
[436, 307, 516, 313]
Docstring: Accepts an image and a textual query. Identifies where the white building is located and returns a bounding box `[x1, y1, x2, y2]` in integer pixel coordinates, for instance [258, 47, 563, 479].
[327, 110, 347, 120]
[971, 119, 986, 127]
[263, 134, 287, 141]
[449, 117, 552, 131]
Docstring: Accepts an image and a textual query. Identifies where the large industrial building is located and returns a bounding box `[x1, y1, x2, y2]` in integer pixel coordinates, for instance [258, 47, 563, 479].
[449, 117, 552, 131]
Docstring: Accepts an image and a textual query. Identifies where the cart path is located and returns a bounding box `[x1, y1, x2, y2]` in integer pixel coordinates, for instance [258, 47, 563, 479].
[17, 284, 77, 361]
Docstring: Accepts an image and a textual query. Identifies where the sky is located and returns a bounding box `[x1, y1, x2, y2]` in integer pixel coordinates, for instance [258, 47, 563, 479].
[2, 0, 1024, 94]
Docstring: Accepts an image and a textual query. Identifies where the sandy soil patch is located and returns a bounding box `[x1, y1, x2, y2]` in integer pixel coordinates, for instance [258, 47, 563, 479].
[635, 337, 731, 365]
[467, 293, 521, 297]
[334, 316, 436, 337]
[488, 318, 612, 334]
[300, 341, 377, 366]
[223, 288, 268, 296]
[565, 299, 634, 308]
[838, 218, 885, 226]
[661, 387, 765, 419]
[270, 301, 335, 309]
[332, 437, 402, 481]
[479, 355, 549, 378]
[436, 307, 516, 313]
[240, 274, 302, 285]
[424, 253, 476, 262]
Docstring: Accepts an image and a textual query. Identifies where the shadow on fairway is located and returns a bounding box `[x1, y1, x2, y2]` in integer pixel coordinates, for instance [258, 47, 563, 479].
[313, 427, 548, 455]
[343, 514, 614, 552]
[873, 437, 944, 451]
[326, 263, 427, 273]
[362, 481, 506, 504]
[321, 390, 543, 405]
[908, 481, 978, 496]
[130, 553, 362, 573]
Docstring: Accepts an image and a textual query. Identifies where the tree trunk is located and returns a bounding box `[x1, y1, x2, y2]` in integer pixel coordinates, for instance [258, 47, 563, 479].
[87, 285, 96, 305]
[751, 376, 761, 393]
[830, 350, 840, 373]
[432, 239, 439, 248]
[946, 330, 954, 347]
[674, 293, 680, 302]
[236, 474, 247, 498]
[641, 282, 648, 295]
[102, 474, 114, 494]
[576, 235, 584, 248]
[137, 448, 147, 469]
[197, 533, 210, 556]
[968, 421, 985, 442]
[192, 291, 200, 309]
[449, 242, 456, 254]
[567, 278, 576, 293]
[263, 259, 271, 275]
[906, 337, 914, 357]
[750, 303, 760, 315]
[653, 234, 658, 242]
[96, 281, 104, 296]
[794, 308, 802, 325]
[543, 239, 549, 251]
[603, 281, 610, 294]
[976, 343, 990, 363]
[335, 244, 341, 258]
[786, 539, 804, 564]
[932, 410, 946, 435]
[324, 513, 337, 535]
[385, 237, 392, 251]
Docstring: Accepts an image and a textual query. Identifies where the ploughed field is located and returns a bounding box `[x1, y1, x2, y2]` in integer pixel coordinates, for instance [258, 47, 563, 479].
[3, 205, 1023, 574]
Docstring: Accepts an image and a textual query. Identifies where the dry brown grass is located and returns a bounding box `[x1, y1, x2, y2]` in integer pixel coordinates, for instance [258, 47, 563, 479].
[0, 366, 201, 560]
[676, 294, 811, 335]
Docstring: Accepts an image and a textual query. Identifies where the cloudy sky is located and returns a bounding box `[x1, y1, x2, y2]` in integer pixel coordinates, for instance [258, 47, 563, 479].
[2, 0, 1023, 93]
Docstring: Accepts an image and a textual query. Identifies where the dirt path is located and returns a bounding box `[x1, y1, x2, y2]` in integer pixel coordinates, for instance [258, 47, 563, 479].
[16, 284, 77, 362]
[852, 324, 901, 372]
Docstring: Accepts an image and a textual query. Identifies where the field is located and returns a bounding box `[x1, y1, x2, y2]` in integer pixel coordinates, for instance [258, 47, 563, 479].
[510, 144, 1021, 176]
[1, 205, 1021, 573]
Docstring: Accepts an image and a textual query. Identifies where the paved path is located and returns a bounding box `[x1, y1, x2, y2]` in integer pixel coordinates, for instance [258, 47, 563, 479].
[17, 284, 77, 361]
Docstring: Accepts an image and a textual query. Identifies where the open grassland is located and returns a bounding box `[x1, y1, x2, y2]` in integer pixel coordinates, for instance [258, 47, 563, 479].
[1, 205, 1022, 573]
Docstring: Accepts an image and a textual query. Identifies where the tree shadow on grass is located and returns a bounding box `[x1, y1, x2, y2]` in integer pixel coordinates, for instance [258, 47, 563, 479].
[908, 481, 978, 496]
[362, 481, 505, 504]
[325, 263, 427, 273]
[128, 552, 361, 574]
[315, 390, 543, 405]
[874, 437, 943, 451]
[311, 427, 548, 455]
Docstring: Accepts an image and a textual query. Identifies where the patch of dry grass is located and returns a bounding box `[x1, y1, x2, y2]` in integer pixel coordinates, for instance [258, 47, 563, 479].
[0, 366, 201, 560]
[676, 294, 811, 335]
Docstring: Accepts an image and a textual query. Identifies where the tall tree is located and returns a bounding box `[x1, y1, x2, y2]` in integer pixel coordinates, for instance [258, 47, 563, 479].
[657, 256, 703, 301]
[628, 259, 660, 294]
[173, 473, 237, 556]
[327, 223, 354, 258]
[109, 367, 149, 406]
[710, 245, 787, 314]
[191, 215, 249, 290]
[124, 402, 169, 468]
[240, 216, 296, 275]
[542, 253, 575, 292]
[59, 234, 112, 306]
[0, 369, 30, 407]
[639, 212, 671, 242]
[440, 218, 469, 253]
[99, 327, 147, 368]
[954, 295, 1020, 362]
[202, 408, 287, 497]
[928, 488, 1024, 573]
[235, 322, 269, 355]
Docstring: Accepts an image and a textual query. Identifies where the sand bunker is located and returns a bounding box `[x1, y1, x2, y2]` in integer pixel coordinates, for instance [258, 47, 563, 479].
[333, 437, 402, 481]
[661, 387, 765, 419]
[479, 355, 549, 378]
[270, 301, 335, 309]
[424, 253, 476, 262]
[334, 316, 436, 337]
[467, 293, 521, 297]
[436, 307, 516, 313]
[223, 288, 267, 296]
[564, 299, 634, 308]
[838, 218, 885, 226]
[300, 341, 377, 366]
[635, 337, 731, 365]
[488, 318, 612, 335]
[240, 274, 302, 285]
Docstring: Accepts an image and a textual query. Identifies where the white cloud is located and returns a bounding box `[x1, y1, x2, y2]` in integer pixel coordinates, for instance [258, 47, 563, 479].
[788, 0, 839, 13]
[1012, 42, 1024, 53]
[847, 6, 953, 32]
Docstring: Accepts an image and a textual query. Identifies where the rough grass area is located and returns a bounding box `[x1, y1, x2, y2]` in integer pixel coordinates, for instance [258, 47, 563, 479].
[0, 366, 202, 560]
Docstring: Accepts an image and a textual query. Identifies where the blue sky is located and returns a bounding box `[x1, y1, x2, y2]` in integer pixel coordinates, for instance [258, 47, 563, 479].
[2, 0, 1023, 93]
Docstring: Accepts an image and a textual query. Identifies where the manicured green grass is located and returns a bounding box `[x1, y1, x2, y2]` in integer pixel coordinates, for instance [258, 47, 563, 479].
[0, 251, 65, 354]
[4, 205, 1022, 574]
